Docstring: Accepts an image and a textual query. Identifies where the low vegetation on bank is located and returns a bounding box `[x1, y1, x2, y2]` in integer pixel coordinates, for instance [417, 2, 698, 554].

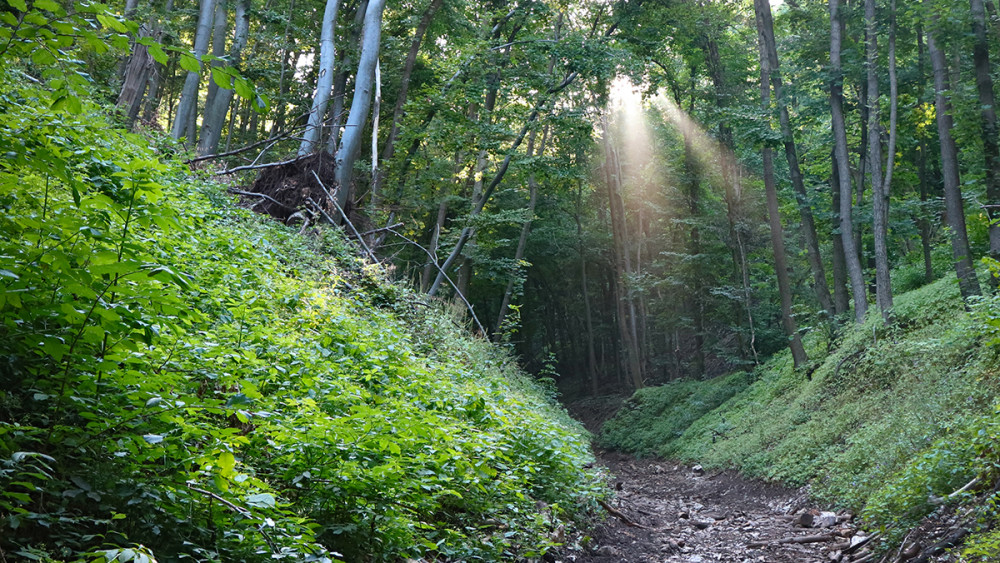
[0, 72, 602, 561]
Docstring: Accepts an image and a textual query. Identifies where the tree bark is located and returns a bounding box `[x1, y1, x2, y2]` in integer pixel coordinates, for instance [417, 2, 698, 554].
[197, 0, 248, 156]
[756, 0, 834, 318]
[757, 0, 807, 368]
[170, 0, 216, 140]
[202, 0, 228, 119]
[333, 0, 388, 210]
[927, 9, 982, 301]
[831, 151, 850, 316]
[866, 0, 894, 322]
[971, 0, 1000, 285]
[298, 0, 341, 156]
[831, 0, 868, 323]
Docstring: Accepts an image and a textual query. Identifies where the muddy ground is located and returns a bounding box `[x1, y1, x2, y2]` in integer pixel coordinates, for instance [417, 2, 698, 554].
[557, 399, 970, 563]
[556, 453, 871, 563]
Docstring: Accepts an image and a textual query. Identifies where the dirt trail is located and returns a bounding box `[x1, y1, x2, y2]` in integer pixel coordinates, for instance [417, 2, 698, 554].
[560, 453, 871, 562]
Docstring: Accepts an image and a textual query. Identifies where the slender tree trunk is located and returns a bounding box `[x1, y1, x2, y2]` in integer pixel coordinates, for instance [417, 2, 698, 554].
[831, 0, 868, 323]
[171, 0, 216, 140]
[831, 152, 850, 316]
[971, 0, 1000, 284]
[376, 0, 443, 177]
[927, 18, 982, 301]
[202, 0, 228, 117]
[602, 114, 644, 389]
[756, 0, 834, 318]
[197, 0, 249, 156]
[757, 0, 807, 368]
[333, 0, 388, 210]
[866, 0, 894, 321]
[326, 0, 369, 156]
[298, 0, 341, 156]
[576, 185, 599, 395]
[495, 127, 545, 338]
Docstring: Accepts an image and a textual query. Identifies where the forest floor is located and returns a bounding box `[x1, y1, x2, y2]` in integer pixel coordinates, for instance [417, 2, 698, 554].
[558, 400, 881, 563]
[558, 453, 873, 562]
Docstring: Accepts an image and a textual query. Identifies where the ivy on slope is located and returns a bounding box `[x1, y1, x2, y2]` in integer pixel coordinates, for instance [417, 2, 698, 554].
[0, 72, 602, 562]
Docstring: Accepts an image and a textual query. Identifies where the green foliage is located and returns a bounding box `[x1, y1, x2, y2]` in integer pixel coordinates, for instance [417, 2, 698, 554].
[0, 67, 601, 561]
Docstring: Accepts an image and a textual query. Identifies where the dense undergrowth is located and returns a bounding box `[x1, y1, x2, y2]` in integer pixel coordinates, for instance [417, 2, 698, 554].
[601, 271, 1000, 556]
[0, 70, 602, 561]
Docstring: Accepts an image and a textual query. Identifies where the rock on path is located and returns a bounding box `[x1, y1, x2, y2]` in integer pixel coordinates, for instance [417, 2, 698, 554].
[559, 454, 875, 563]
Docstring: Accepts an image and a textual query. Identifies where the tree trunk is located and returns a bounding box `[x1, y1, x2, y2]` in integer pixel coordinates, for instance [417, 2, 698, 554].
[170, 0, 216, 140]
[927, 13, 982, 301]
[831, 0, 868, 323]
[831, 151, 850, 316]
[298, 0, 341, 156]
[971, 0, 1000, 284]
[602, 114, 644, 389]
[333, 0, 388, 210]
[756, 0, 834, 318]
[576, 179, 599, 395]
[197, 0, 249, 156]
[494, 126, 545, 338]
[202, 0, 228, 118]
[375, 0, 443, 183]
[866, 0, 894, 322]
[757, 0, 807, 368]
[326, 0, 369, 155]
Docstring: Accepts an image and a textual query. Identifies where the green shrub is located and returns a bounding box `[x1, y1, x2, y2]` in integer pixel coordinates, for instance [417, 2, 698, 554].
[0, 70, 602, 562]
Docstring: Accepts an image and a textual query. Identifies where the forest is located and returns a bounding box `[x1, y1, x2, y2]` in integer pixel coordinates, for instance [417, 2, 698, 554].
[5, 0, 1000, 559]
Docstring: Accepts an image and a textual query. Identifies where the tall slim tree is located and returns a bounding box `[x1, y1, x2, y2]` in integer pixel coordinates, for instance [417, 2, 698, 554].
[298, 0, 341, 156]
[755, 0, 834, 318]
[755, 0, 807, 368]
[971, 0, 1000, 283]
[926, 3, 982, 301]
[197, 0, 250, 156]
[332, 0, 388, 211]
[170, 0, 216, 140]
[831, 0, 868, 323]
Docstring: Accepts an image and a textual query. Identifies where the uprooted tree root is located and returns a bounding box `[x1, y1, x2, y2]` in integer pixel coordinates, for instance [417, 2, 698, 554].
[241, 153, 350, 225]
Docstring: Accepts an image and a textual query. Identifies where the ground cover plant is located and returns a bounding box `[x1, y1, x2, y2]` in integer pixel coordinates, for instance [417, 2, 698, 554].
[600, 272, 1000, 552]
[0, 67, 603, 561]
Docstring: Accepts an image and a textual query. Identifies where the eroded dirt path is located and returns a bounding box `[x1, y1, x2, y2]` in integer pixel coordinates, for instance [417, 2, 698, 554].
[559, 453, 872, 563]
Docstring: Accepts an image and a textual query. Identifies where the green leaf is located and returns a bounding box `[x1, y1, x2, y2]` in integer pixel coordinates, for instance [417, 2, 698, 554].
[211, 66, 231, 89]
[147, 42, 167, 66]
[233, 77, 252, 100]
[33, 0, 60, 12]
[6, 0, 26, 11]
[218, 451, 236, 476]
[245, 492, 275, 508]
[178, 53, 200, 73]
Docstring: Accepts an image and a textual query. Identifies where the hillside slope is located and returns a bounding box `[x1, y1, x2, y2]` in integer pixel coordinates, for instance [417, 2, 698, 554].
[0, 72, 601, 562]
[601, 275, 1000, 557]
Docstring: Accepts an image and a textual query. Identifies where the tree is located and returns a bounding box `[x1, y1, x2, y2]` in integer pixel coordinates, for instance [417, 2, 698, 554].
[970, 0, 1000, 283]
[754, 0, 807, 368]
[926, 1, 982, 302]
[298, 0, 341, 156]
[831, 0, 868, 323]
[197, 0, 250, 156]
[170, 0, 216, 141]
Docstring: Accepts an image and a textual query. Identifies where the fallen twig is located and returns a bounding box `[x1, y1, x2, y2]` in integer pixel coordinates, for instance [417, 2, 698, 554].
[748, 534, 839, 548]
[309, 171, 377, 263]
[598, 499, 649, 530]
[221, 153, 313, 175]
[930, 476, 980, 505]
[187, 121, 307, 165]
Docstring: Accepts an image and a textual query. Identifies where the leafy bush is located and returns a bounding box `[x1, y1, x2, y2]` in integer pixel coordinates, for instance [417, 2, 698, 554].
[0, 70, 602, 561]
